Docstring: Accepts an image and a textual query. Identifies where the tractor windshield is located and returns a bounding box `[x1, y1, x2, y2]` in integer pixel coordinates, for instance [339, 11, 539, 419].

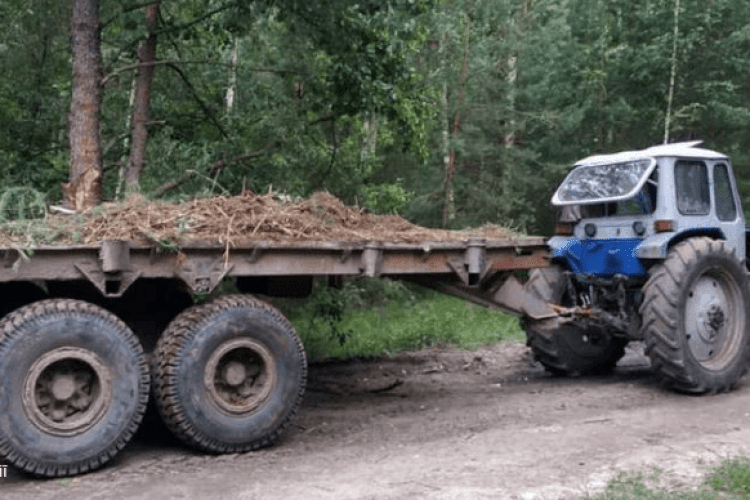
[552, 158, 656, 206]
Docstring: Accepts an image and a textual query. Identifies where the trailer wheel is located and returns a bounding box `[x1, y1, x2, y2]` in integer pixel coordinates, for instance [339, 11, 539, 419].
[152, 294, 306, 453]
[0, 299, 149, 477]
[523, 266, 627, 376]
[640, 237, 750, 393]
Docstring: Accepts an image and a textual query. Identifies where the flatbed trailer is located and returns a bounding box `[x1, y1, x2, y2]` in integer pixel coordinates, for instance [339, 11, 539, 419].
[0, 236, 548, 477]
[0, 237, 548, 295]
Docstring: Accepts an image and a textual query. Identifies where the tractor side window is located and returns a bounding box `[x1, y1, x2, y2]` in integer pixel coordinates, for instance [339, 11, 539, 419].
[714, 163, 737, 221]
[675, 161, 710, 215]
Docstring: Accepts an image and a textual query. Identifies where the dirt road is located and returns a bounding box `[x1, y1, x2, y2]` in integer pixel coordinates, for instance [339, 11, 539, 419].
[3, 342, 750, 499]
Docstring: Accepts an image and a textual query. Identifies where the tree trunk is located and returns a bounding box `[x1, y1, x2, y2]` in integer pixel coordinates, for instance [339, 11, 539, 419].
[125, 0, 160, 190]
[664, 0, 681, 144]
[63, 0, 102, 211]
[361, 112, 379, 162]
[442, 15, 472, 228]
[115, 73, 138, 201]
[226, 36, 238, 115]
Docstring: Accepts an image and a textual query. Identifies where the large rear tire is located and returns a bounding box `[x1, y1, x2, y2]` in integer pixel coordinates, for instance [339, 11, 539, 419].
[0, 299, 149, 477]
[639, 237, 750, 393]
[523, 266, 627, 376]
[152, 295, 307, 453]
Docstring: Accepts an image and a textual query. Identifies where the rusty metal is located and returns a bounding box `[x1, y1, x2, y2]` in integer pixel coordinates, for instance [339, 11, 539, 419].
[361, 243, 383, 277]
[446, 258, 470, 286]
[0, 237, 549, 297]
[174, 256, 234, 294]
[100, 240, 130, 273]
[492, 247, 549, 270]
[204, 338, 276, 415]
[431, 283, 521, 315]
[22, 346, 113, 436]
[551, 304, 595, 318]
[74, 261, 142, 298]
[491, 275, 559, 320]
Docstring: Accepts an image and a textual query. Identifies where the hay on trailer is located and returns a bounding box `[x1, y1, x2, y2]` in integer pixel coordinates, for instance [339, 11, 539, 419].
[0, 191, 520, 247]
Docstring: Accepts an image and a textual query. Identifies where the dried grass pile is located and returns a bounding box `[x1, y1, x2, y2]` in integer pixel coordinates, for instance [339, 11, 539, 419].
[0, 191, 520, 247]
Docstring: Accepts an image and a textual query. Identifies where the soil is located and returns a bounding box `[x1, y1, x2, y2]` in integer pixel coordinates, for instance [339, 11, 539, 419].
[4, 342, 750, 499]
[0, 191, 519, 246]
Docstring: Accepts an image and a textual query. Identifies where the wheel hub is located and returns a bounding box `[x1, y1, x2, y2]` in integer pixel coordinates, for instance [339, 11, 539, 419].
[685, 273, 738, 366]
[23, 347, 112, 435]
[696, 300, 724, 343]
[222, 361, 247, 387]
[707, 305, 725, 332]
[50, 374, 77, 401]
[204, 338, 276, 415]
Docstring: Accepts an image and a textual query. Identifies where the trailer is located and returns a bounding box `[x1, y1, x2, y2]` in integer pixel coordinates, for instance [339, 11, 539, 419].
[0, 235, 548, 477]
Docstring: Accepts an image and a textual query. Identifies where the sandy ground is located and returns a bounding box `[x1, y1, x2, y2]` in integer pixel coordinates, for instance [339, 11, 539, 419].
[3, 342, 750, 499]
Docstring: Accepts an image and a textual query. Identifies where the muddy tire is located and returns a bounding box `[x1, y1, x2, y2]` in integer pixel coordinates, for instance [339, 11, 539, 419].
[523, 266, 627, 376]
[639, 237, 750, 393]
[152, 294, 306, 453]
[0, 299, 149, 477]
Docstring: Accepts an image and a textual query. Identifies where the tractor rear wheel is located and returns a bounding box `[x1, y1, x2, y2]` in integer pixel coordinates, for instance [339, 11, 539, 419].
[640, 237, 750, 393]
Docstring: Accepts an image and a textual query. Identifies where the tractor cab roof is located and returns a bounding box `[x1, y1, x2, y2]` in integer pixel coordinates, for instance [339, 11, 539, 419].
[575, 141, 728, 167]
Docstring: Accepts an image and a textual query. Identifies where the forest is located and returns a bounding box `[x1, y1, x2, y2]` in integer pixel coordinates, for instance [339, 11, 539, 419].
[2, 0, 750, 234]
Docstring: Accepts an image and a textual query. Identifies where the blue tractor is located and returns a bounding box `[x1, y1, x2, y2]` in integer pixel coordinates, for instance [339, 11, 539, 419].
[522, 141, 750, 393]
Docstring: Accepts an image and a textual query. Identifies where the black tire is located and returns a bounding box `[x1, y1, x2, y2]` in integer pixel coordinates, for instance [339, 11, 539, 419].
[0, 299, 149, 477]
[523, 266, 627, 376]
[152, 294, 307, 453]
[639, 237, 750, 393]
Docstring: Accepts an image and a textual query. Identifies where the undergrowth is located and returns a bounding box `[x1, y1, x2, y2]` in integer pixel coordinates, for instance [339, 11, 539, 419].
[278, 277, 525, 360]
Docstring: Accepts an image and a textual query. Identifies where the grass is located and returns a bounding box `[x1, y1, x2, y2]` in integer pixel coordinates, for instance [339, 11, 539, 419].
[278, 277, 525, 361]
[581, 456, 750, 500]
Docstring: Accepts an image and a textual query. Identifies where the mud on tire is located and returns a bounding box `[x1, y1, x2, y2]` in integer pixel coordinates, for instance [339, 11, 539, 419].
[523, 266, 627, 376]
[639, 237, 750, 393]
[152, 294, 307, 453]
[0, 299, 149, 477]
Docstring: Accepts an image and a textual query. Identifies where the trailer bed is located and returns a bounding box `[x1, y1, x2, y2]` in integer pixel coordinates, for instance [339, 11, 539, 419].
[0, 237, 548, 296]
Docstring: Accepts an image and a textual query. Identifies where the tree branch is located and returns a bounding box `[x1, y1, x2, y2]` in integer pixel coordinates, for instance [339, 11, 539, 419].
[154, 0, 241, 38]
[151, 148, 269, 197]
[165, 62, 229, 139]
[102, 60, 306, 87]
[102, 1, 239, 73]
[101, 1, 161, 30]
[309, 113, 337, 126]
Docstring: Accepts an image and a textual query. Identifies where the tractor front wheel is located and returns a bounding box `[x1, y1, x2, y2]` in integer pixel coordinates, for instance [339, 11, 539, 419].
[523, 266, 627, 376]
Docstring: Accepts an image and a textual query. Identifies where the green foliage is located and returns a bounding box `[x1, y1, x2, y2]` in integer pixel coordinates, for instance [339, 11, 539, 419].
[0, 187, 47, 221]
[283, 278, 523, 360]
[362, 181, 412, 213]
[6, 0, 750, 231]
[706, 455, 750, 497]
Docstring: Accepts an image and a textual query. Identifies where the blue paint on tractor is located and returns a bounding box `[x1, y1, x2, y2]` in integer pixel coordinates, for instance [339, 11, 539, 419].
[554, 238, 648, 278]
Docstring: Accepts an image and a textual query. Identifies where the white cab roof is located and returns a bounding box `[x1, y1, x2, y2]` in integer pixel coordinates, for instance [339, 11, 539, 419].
[575, 141, 728, 166]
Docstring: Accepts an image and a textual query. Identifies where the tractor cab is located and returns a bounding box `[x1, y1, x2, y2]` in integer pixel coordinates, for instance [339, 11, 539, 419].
[548, 141, 745, 279]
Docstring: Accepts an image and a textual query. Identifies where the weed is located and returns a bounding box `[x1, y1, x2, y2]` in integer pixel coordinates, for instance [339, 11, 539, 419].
[706, 455, 750, 497]
[581, 457, 750, 500]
